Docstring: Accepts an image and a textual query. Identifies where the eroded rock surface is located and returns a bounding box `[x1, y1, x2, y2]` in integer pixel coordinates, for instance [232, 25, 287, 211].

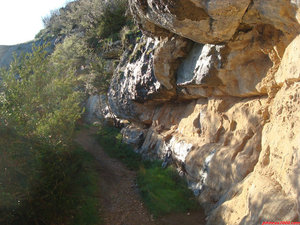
[275, 35, 300, 85]
[208, 81, 300, 225]
[84, 95, 116, 125]
[129, 0, 251, 43]
[108, 34, 190, 122]
[106, 1, 300, 224]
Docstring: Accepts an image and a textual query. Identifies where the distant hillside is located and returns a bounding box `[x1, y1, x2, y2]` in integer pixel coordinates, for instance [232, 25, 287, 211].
[0, 41, 34, 68]
[0, 39, 55, 68]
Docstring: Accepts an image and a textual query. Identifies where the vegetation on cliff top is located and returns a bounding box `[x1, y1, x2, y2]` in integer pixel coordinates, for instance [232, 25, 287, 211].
[40, 0, 132, 95]
[38, 0, 130, 45]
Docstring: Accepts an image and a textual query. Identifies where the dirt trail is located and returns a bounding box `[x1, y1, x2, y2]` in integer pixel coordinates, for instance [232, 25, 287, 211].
[75, 127, 206, 225]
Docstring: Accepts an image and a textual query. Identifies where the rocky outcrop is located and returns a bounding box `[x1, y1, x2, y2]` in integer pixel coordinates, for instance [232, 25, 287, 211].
[84, 94, 115, 124]
[136, 97, 268, 208]
[176, 25, 281, 98]
[243, 0, 300, 39]
[121, 125, 146, 148]
[106, 0, 300, 224]
[108, 34, 191, 123]
[129, 0, 300, 44]
[129, 0, 251, 43]
[275, 35, 300, 85]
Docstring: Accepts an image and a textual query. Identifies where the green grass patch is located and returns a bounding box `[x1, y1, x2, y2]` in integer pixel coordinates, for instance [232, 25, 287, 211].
[96, 125, 142, 170]
[137, 164, 199, 217]
[96, 125, 199, 217]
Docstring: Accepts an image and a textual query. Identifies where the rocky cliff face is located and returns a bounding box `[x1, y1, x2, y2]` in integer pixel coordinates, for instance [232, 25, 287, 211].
[106, 1, 300, 224]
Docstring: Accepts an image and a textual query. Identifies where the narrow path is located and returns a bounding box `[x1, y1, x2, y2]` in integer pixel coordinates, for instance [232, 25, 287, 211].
[75, 126, 206, 225]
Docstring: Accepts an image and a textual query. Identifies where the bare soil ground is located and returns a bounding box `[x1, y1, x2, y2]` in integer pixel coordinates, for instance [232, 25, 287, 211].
[75, 126, 206, 225]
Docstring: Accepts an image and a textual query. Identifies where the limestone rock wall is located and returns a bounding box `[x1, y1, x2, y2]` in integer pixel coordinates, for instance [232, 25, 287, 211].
[107, 1, 300, 224]
[84, 94, 116, 124]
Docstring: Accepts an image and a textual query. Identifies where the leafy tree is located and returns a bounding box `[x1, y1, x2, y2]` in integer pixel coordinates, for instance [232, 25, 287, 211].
[0, 44, 99, 225]
[50, 35, 112, 95]
[50, 35, 89, 72]
[0, 44, 83, 146]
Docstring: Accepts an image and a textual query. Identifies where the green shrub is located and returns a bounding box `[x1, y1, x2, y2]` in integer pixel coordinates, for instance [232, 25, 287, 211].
[0, 128, 36, 224]
[0, 132, 100, 225]
[120, 25, 142, 49]
[50, 34, 113, 95]
[0, 44, 101, 225]
[38, 0, 132, 47]
[96, 0, 129, 40]
[0, 44, 83, 146]
[87, 55, 112, 95]
[50, 35, 89, 72]
[35, 0, 131, 98]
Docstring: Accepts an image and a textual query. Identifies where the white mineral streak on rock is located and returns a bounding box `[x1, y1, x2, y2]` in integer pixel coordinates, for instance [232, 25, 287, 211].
[167, 136, 193, 162]
[188, 149, 216, 196]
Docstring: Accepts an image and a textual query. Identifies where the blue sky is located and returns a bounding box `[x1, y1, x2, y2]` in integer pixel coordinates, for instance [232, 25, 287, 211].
[0, 0, 72, 45]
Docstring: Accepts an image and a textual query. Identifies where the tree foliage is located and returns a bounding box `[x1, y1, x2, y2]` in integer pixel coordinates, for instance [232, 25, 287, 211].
[0, 45, 100, 225]
[0, 45, 83, 146]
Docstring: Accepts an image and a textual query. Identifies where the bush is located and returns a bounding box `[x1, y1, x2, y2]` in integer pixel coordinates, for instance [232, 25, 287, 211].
[96, 0, 129, 40]
[120, 25, 142, 53]
[0, 132, 100, 225]
[51, 34, 113, 95]
[0, 44, 83, 146]
[0, 44, 100, 225]
[51, 35, 89, 72]
[35, 0, 131, 97]
[88, 57, 112, 94]
[38, 0, 132, 46]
